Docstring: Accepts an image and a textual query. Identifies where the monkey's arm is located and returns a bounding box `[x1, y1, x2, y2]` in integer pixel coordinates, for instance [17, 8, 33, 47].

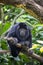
[7, 24, 18, 44]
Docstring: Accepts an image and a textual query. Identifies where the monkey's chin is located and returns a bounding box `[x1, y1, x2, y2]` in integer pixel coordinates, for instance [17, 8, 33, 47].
[14, 56, 20, 61]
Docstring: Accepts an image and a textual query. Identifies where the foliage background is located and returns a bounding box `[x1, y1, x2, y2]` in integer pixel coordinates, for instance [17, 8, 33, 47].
[0, 5, 43, 65]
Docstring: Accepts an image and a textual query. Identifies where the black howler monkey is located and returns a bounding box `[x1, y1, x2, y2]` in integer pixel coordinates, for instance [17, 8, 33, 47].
[7, 22, 32, 57]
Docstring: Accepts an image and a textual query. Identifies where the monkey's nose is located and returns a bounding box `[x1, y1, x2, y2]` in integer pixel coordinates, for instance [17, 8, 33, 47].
[20, 31, 25, 37]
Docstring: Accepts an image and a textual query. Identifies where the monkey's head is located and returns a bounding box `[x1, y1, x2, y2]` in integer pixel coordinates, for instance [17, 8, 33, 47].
[16, 23, 29, 41]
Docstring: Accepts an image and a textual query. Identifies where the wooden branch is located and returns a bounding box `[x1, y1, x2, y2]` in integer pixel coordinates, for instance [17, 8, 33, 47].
[0, 0, 43, 23]
[21, 46, 43, 63]
[0, 47, 43, 63]
[26, 0, 43, 17]
[0, 50, 10, 53]
[0, 37, 43, 63]
[34, 0, 43, 6]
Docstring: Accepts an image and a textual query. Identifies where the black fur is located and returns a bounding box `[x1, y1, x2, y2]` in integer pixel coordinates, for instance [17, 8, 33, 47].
[7, 23, 32, 57]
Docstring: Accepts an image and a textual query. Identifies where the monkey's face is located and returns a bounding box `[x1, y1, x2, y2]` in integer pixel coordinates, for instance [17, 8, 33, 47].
[16, 23, 29, 40]
[19, 28, 26, 38]
[17, 27, 29, 41]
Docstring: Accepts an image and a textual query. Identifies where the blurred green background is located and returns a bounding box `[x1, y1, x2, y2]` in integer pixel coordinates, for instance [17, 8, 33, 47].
[0, 5, 43, 65]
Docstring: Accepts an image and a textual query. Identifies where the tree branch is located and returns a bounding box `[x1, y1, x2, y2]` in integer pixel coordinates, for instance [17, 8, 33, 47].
[0, 0, 43, 23]
[0, 37, 43, 63]
[26, 0, 43, 17]
[0, 47, 43, 63]
[21, 46, 43, 63]
[0, 50, 10, 53]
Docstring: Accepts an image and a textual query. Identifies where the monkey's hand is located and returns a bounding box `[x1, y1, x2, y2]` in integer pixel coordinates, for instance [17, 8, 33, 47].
[4, 37, 18, 44]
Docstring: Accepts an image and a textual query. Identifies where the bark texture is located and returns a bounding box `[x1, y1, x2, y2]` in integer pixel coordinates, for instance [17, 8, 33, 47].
[0, 0, 43, 22]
